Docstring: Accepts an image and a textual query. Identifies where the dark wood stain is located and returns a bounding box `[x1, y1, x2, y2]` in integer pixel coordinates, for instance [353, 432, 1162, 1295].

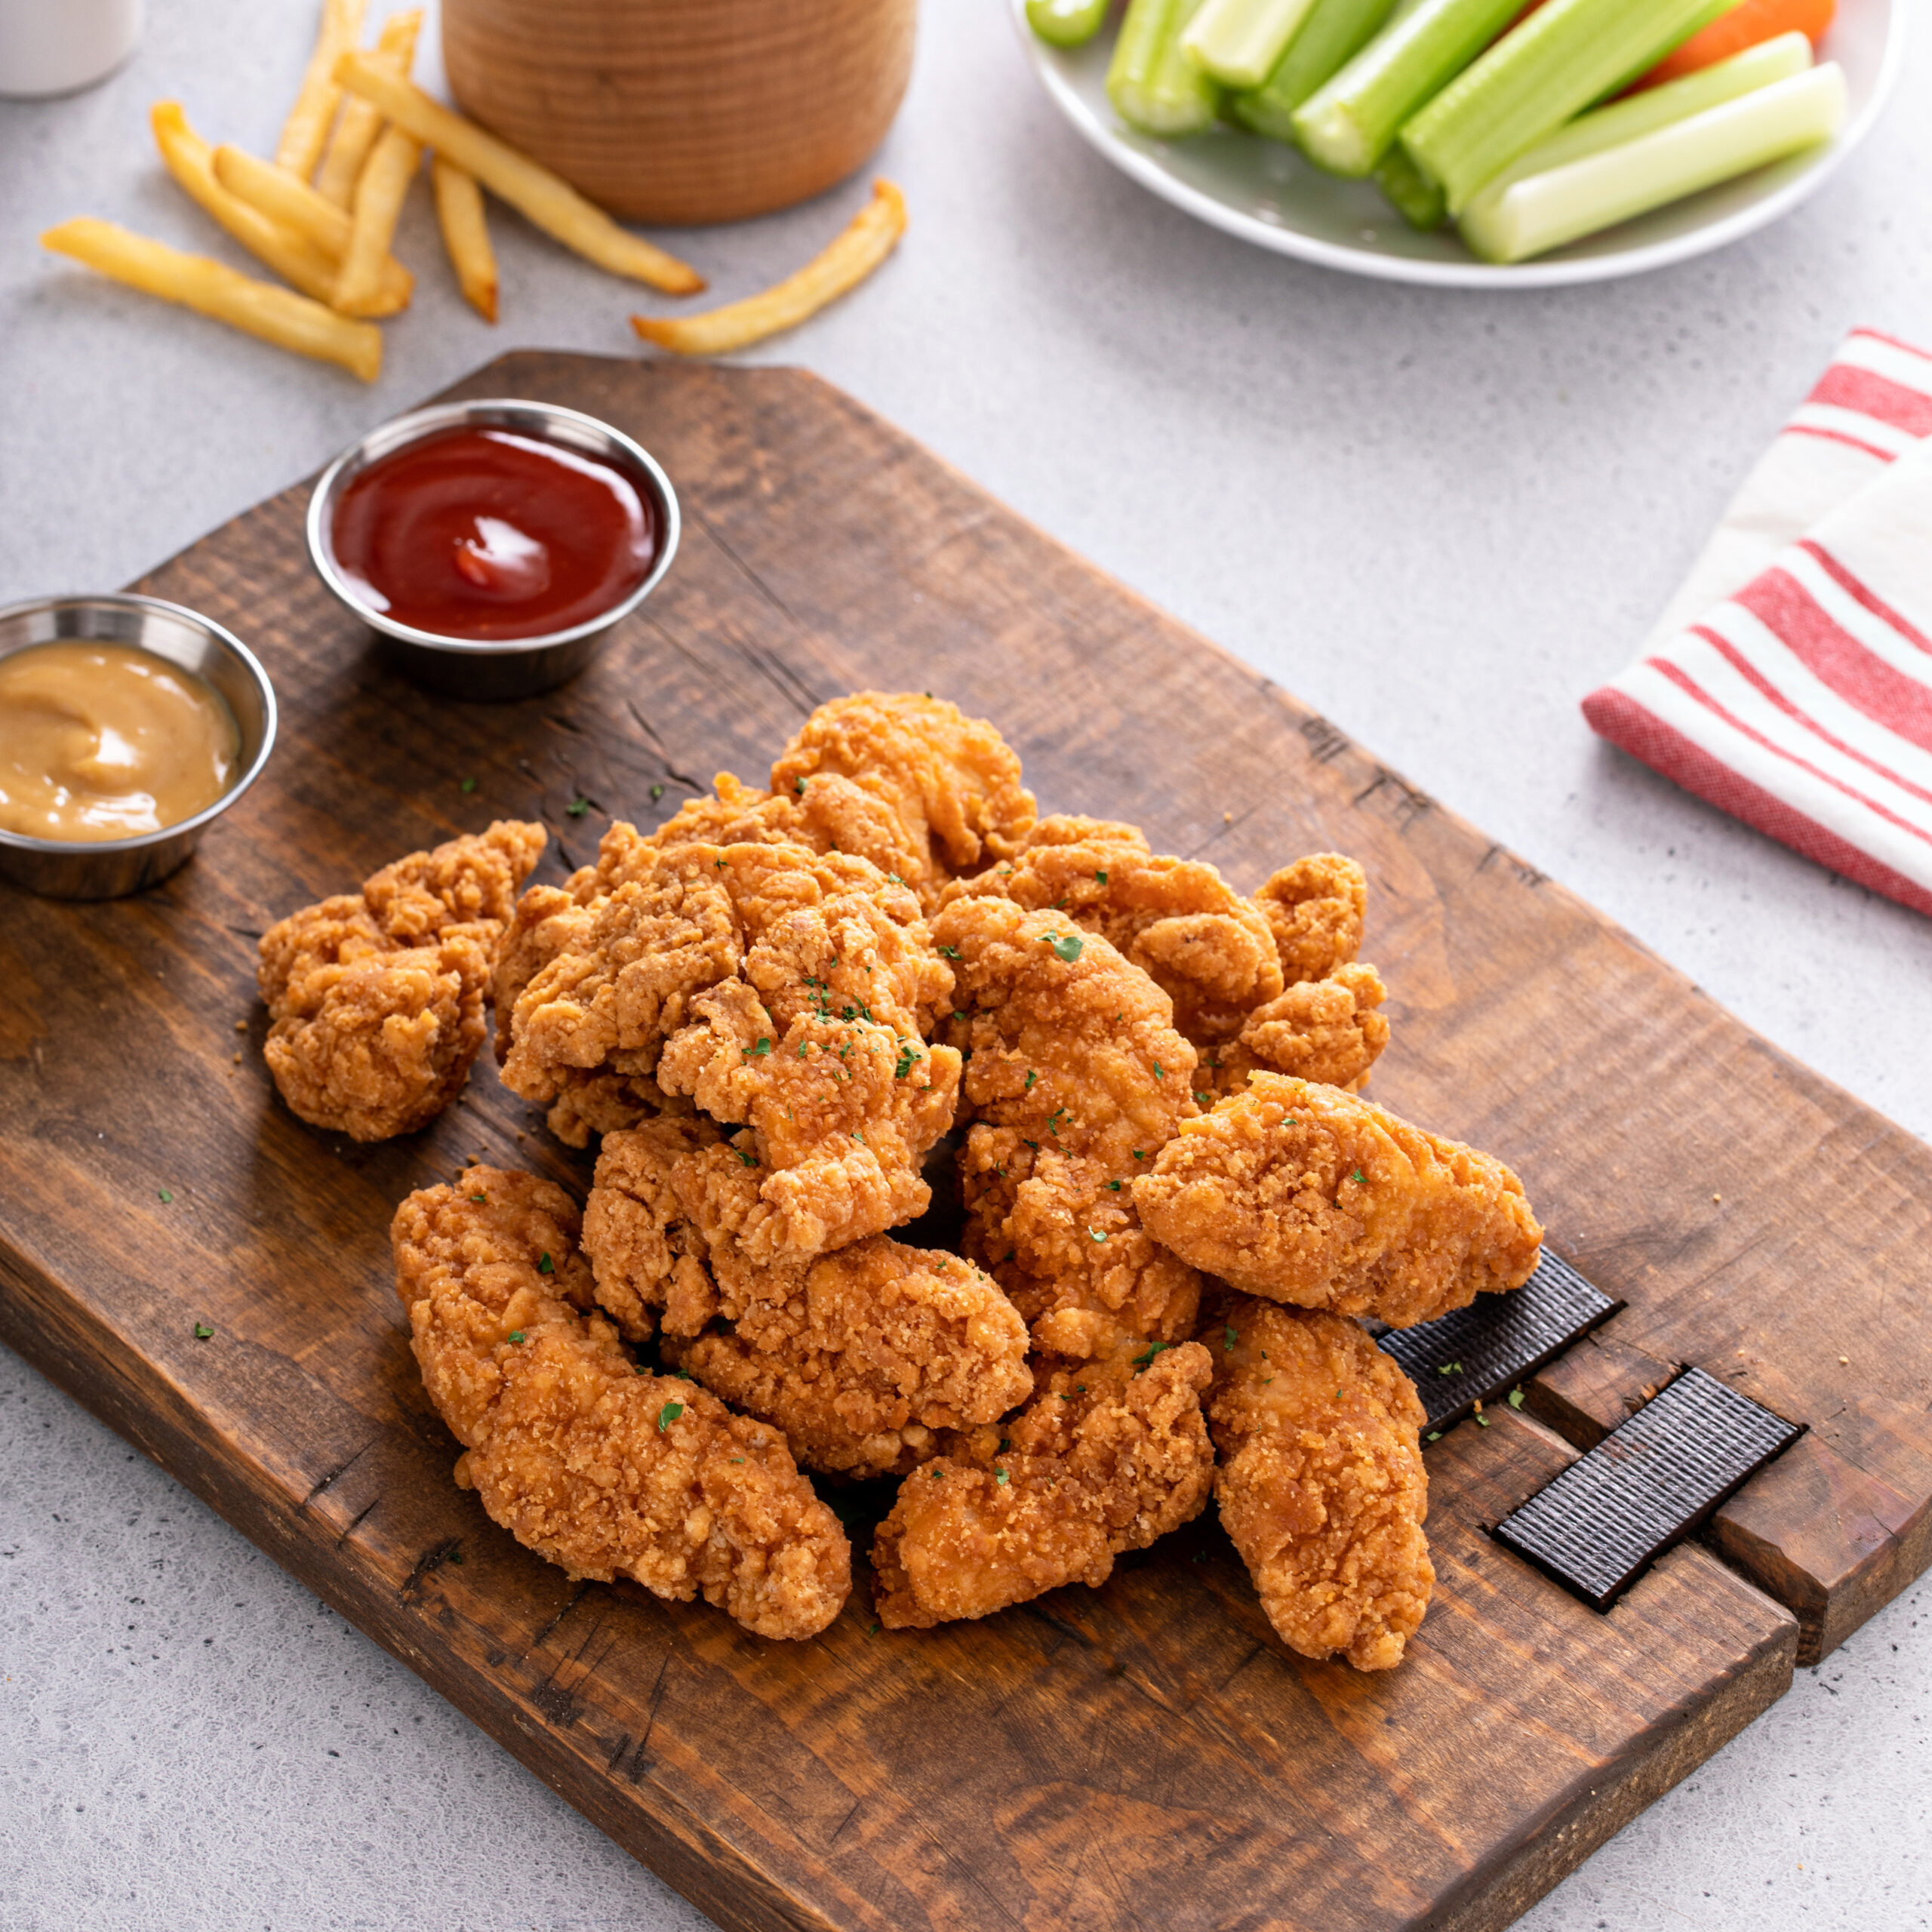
[2, 353, 1926, 1930]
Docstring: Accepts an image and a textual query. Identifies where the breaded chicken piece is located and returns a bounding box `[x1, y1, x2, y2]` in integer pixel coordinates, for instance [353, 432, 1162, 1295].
[580, 1116, 727, 1341]
[392, 1165, 850, 1641]
[871, 1341, 1216, 1629]
[661, 1239, 1032, 1478]
[648, 769, 928, 891]
[934, 896, 1203, 1358]
[1208, 1297, 1432, 1671]
[770, 692, 1037, 909]
[259, 820, 544, 1140]
[940, 817, 1283, 1045]
[1204, 961, 1389, 1100]
[1135, 1075, 1543, 1327]
[1255, 854, 1367, 986]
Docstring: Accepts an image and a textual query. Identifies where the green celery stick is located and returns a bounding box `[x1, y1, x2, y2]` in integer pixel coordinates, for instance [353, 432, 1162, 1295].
[1028, 0, 1112, 49]
[1182, 0, 1321, 90]
[1401, 0, 1740, 214]
[1460, 61, 1845, 263]
[1377, 145, 1448, 226]
[1459, 32, 1814, 221]
[1291, 0, 1524, 177]
[1228, 0, 1404, 144]
[1109, 0, 1222, 137]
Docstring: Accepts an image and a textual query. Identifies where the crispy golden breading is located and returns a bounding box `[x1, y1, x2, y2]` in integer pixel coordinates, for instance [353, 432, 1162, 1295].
[770, 692, 1037, 908]
[934, 896, 1202, 1358]
[661, 1239, 1032, 1478]
[392, 1166, 850, 1641]
[1206, 961, 1389, 1099]
[581, 1116, 727, 1342]
[649, 769, 928, 890]
[258, 821, 544, 1140]
[1208, 1297, 1432, 1671]
[1135, 1075, 1543, 1327]
[1255, 854, 1366, 986]
[871, 1341, 1216, 1628]
[940, 816, 1283, 1044]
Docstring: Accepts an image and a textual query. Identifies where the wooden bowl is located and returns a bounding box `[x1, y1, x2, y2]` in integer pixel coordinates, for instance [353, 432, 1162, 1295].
[441, 0, 917, 227]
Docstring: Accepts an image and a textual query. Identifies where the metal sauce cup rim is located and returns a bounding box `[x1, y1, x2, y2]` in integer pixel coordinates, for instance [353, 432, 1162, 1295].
[305, 398, 681, 657]
[0, 592, 278, 857]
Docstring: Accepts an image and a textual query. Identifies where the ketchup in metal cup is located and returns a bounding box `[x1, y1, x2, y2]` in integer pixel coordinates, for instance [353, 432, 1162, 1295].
[330, 426, 657, 641]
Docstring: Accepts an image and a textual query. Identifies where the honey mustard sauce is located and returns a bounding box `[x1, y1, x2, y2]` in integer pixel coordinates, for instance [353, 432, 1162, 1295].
[0, 641, 238, 841]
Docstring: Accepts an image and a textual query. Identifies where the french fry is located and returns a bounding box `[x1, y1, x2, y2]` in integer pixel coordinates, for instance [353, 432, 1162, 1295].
[315, 8, 423, 210]
[155, 103, 410, 316]
[276, 0, 368, 180]
[336, 124, 422, 316]
[631, 180, 907, 357]
[432, 155, 498, 322]
[214, 143, 354, 258]
[332, 51, 706, 294]
[42, 218, 381, 381]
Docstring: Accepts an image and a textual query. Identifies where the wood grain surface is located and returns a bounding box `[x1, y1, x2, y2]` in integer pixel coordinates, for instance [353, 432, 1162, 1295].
[2, 353, 1927, 1931]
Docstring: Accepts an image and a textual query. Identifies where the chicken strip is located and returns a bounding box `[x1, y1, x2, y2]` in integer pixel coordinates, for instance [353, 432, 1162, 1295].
[1204, 961, 1389, 1100]
[939, 816, 1282, 1045]
[1255, 854, 1367, 985]
[648, 768, 928, 890]
[1209, 1297, 1432, 1671]
[662, 1240, 1032, 1478]
[871, 1340, 1216, 1629]
[259, 820, 545, 1140]
[934, 895, 1202, 1358]
[1135, 1075, 1543, 1327]
[770, 692, 1037, 909]
[392, 1165, 850, 1641]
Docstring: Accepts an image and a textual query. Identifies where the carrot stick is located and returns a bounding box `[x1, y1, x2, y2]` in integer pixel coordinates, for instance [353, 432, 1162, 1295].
[1631, 0, 1833, 91]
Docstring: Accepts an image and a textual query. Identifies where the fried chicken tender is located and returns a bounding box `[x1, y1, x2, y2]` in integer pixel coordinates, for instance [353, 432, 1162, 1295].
[661, 1240, 1032, 1478]
[580, 1116, 726, 1342]
[934, 896, 1203, 1358]
[770, 692, 1037, 908]
[1209, 1297, 1433, 1671]
[258, 821, 545, 1140]
[1135, 1075, 1543, 1327]
[940, 817, 1283, 1044]
[871, 1341, 1216, 1628]
[1205, 961, 1389, 1099]
[1255, 854, 1367, 985]
[392, 1165, 850, 1641]
[648, 769, 928, 890]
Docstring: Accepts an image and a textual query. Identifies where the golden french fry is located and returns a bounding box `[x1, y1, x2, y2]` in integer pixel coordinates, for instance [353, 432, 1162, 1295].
[336, 123, 422, 317]
[214, 143, 353, 259]
[276, 0, 367, 180]
[432, 155, 498, 323]
[632, 180, 906, 357]
[332, 51, 705, 294]
[42, 218, 381, 381]
[155, 103, 410, 316]
[315, 8, 423, 210]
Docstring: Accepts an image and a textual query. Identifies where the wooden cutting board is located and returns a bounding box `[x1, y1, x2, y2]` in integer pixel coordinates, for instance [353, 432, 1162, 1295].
[3, 352, 1928, 1932]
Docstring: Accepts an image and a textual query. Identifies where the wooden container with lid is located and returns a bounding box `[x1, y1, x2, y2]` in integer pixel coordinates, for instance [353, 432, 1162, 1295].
[441, 0, 917, 226]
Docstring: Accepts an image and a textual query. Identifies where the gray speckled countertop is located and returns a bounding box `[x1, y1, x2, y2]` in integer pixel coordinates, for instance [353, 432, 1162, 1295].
[3, 2, 1929, 1927]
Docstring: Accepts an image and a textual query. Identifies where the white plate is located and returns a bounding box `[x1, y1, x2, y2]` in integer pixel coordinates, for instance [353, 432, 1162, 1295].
[1013, 0, 1906, 286]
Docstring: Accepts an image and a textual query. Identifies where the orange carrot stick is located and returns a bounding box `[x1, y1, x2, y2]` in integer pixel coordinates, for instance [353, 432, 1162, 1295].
[1632, 0, 1835, 91]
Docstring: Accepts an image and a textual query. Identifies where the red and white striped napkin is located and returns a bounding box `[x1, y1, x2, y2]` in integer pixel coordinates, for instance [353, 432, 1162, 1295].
[1583, 329, 1932, 919]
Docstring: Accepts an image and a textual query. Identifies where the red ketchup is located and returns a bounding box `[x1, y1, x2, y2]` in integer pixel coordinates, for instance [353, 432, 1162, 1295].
[331, 427, 656, 641]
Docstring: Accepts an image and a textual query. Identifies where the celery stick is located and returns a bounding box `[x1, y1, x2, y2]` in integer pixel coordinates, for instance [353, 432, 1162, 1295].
[1401, 0, 1739, 214]
[1182, 0, 1320, 90]
[1459, 32, 1813, 222]
[1377, 146, 1448, 226]
[1109, 0, 1223, 137]
[1460, 62, 1846, 263]
[1291, 0, 1524, 177]
[1028, 0, 1112, 49]
[1228, 0, 1403, 144]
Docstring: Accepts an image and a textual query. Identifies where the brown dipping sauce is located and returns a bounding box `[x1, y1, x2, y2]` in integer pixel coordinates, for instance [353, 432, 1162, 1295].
[330, 427, 657, 641]
[0, 641, 239, 842]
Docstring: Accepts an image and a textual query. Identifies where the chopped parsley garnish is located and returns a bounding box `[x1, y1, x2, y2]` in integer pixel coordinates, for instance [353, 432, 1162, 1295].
[157, 1189, 174, 1204]
[1046, 1106, 1069, 1136]
[508, 1331, 526, 1344]
[537, 1253, 554, 1275]
[460, 777, 476, 794]
[1350, 1168, 1368, 1186]
[994, 1469, 1009, 1485]
[888, 873, 904, 885]
[743, 1037, 773, 1057]
[1106, 1180, 1122, 1192]
[1194, 1092, 1211, 1106]
[930, 1467, 944, 1480]
[1426, 1430, 1441, 1443]
[734, 1147, 758, 1168]
[192, 1322, 213, 1340]
[1094, 869, 1108, 885]
[1131, 1343, 1170, 1372]
[1437, 1361, 1462, 1376]
[794, 777, 808, 795]
[1021, 1138, 1039, 1151]
[868, 1621, 881, 1635]
[1223, 1324, 1238, 1352]
[1088, 1229, 1107, 1243]
[796, 1040, 810, 1058]
[650, 783, 665, 802]
[938, 944, 960, 959]
[894, 1042, 921, 1079]
[1041, 932, 1083, 963]
[657, 1401, 684, 1432]
[469, 1193, 486, 1204]
[566, 796, 590, 819]
[851, 1131, 866, 1146]
[1508, 1387, 1525, 1409]
[1475, 1414, 1491, 1428]
[1132, 1149, 1144, 1160]
[1023, 1069, 1037, 1093]
[1151, 1061, 1164, 1079]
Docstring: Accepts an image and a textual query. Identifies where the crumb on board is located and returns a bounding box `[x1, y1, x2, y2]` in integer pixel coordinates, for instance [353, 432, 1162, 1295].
[1712, 1192, 1721, 1202]
[234, 1019, 248, 1032]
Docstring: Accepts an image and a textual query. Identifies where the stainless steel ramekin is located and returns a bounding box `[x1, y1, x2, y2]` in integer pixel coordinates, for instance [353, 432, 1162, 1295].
[0, 593, 278, 901]
[305, 398, 681, 701]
